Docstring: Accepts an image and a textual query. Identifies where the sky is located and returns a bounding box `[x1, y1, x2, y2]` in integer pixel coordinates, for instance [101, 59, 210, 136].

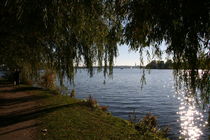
[114, 45, 140, 66]
[115, 42, 170, 66]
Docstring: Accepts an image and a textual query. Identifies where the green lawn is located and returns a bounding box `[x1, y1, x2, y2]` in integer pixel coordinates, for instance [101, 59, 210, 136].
[36, 90, 168, 140]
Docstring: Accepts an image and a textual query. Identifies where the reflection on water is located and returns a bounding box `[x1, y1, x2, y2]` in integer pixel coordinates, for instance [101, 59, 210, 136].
[176, 88, 209, 140]
[57, 69, 209, 139]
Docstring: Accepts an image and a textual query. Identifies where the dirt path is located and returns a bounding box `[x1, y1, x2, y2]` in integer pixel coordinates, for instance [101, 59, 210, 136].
[0, 83, 41, 140]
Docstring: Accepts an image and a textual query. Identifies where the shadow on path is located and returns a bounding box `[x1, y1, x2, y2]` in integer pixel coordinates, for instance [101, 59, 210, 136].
[0, 87, 43, 93]
[0, 95, 49, 107]
[0, 82, 83, 138]
[0, 103, 80, 128]
[0, 123, 40, 136]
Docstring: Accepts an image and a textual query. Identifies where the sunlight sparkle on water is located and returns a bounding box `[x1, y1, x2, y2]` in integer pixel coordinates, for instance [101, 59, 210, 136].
[176, 88, 208, 140]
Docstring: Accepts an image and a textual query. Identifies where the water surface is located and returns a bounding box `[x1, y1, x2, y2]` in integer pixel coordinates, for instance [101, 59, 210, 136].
[59, 69, 210, 139]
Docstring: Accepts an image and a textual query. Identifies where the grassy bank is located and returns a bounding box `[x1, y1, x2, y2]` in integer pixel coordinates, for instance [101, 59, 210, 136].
[0, 76, 168, 140]
[35, 88, 168, 140]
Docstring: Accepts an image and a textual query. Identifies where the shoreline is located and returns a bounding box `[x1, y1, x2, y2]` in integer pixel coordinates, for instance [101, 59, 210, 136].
[37, 86, 169, 140]
[0, 79, 168, 140]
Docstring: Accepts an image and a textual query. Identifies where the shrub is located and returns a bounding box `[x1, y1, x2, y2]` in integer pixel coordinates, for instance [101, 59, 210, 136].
[70, 89, 76, 97]
[40, 71, 55, 89]
[86, 95, 98, 108]
[84, 95, 108, 111]
[135, 113, 157, 133]
[129, 110, 169, 138]
[130, 113, 169, 138]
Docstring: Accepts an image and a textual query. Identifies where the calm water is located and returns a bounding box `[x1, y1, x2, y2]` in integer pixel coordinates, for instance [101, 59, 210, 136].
[0, 69, 208, 139]
[60, 69, 209, 140]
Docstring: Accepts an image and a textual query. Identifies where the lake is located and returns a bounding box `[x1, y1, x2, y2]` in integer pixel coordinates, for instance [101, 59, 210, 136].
[59, 69, 209, 140]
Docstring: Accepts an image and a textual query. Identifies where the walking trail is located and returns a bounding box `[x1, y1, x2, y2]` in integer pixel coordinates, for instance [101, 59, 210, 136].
[0, 82, 40, 140]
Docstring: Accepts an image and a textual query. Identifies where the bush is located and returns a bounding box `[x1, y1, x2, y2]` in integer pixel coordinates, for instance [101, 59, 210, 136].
[84, 95, 109, 112]
[135, 113, 157, 133]
[130, 113, 169, 138]
[84, 95, 99, 108]
[86, 95, 98, 108]
[40, 71, 56, 89]
[70, 89, 76, 97]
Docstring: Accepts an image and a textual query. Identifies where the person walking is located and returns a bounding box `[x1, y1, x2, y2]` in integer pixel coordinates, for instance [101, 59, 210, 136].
[13, 69, 20, 86]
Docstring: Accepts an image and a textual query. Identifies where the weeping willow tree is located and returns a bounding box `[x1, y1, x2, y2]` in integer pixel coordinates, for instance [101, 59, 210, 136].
[0, 0, 209, 102]
[119, 0, 210, 107]
[0, 0, 121, 82]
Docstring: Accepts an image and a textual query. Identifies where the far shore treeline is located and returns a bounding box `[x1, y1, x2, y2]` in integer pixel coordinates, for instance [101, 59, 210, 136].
[145, 60, 173, 69]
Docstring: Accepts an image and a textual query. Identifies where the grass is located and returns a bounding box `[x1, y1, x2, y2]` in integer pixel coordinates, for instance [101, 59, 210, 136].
[0, 77, 168, 140]
[36, 89, 168, 140]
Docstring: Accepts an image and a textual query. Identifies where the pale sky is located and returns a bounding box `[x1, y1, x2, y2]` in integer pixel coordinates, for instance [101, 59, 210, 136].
[115, 45, 140, 66]
[115, 42, 170, 66]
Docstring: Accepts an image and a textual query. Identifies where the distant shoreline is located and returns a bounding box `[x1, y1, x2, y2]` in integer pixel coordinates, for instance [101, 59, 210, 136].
[75, 66, 173, 69]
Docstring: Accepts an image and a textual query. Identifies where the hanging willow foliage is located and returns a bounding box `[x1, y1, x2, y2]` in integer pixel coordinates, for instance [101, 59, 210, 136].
[0, 0, 209, 101]
[120, 0, 210, 105]
[0, 0, 121, 82]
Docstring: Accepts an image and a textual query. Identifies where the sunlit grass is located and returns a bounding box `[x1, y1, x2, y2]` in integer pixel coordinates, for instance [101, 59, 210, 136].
[35, 90, 168, 140]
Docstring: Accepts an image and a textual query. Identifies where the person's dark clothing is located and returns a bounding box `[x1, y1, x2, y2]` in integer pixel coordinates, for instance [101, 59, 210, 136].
[14, 70, 20, 85]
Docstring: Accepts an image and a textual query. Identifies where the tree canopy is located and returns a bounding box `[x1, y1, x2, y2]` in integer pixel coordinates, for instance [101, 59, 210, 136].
[0, 0, 121, 80]
[0, 0, 209, 95]
[145, 60, 173, 69]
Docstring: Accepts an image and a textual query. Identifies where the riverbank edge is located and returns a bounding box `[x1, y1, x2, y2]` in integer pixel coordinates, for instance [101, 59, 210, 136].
[33, 86, 168, 140]
[0, 77, 168, 140]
